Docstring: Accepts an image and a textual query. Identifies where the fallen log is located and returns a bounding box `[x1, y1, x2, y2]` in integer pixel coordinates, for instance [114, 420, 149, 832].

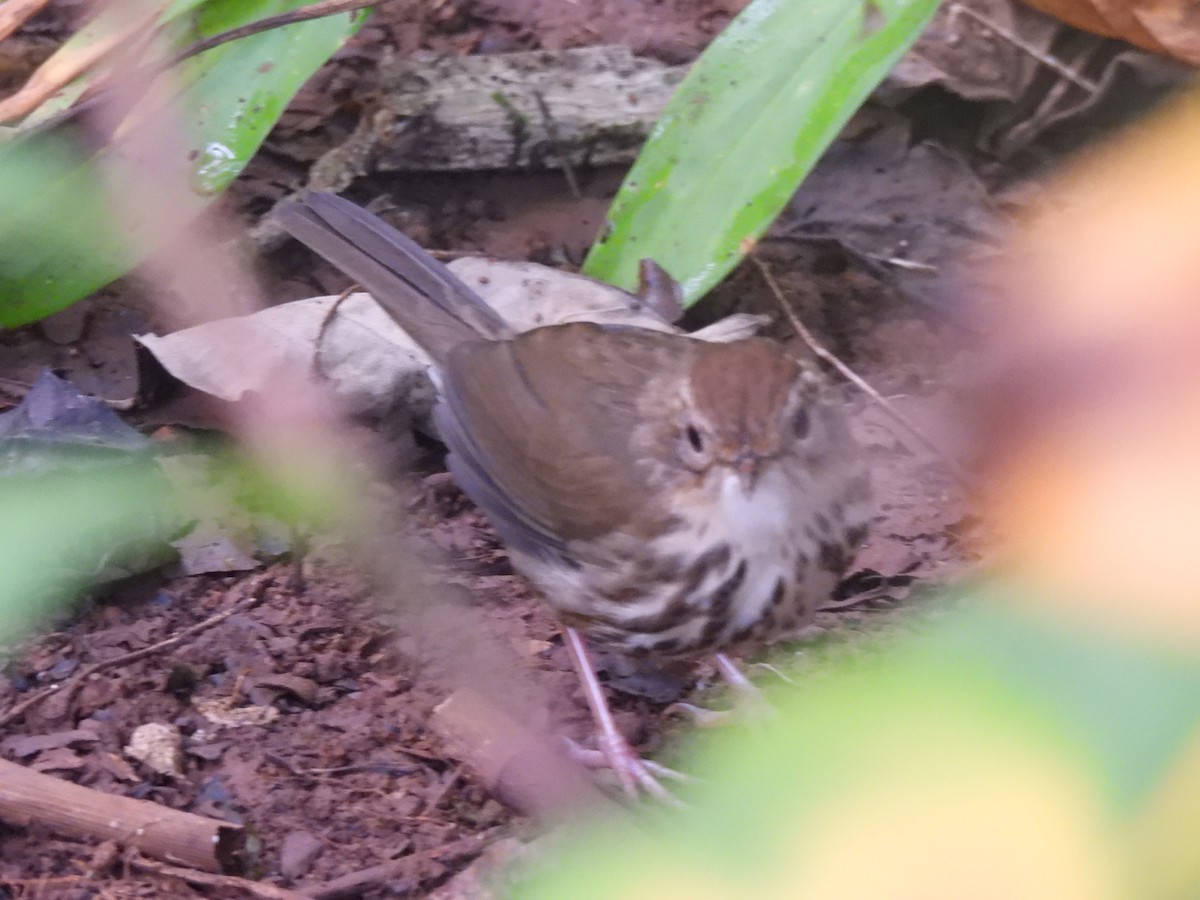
[310, 45, 688, 187]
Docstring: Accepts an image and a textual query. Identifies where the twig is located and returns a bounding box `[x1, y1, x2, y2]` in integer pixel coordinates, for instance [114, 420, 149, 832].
[0, 575, 273, 729]
[0, 375, 32, 398]
[300, 830, 504, 900]
[423, 763, 465, 811]
[8, 0, 369, 129]
[947, 3, 1100, 94]
[0, 2, 164, 124]
[167, 0, 376, 68]
[534, 91, 582, 200]
[750, 255, 971, 485]
[0, 876, 93, 888]
[264, 753, 424, 779]
[430, 688, 620, 822]
[312, 283, 360, 382]
[131, 857, 304, 900]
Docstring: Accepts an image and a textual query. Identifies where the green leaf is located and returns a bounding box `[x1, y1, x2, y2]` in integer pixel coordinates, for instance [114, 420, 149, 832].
[0, 462, 176, 643]
[0, 0, 367, 327]
[583, 0, 940, 305]
[179, 0, 367, 196]
[513, 595, 1200, 898]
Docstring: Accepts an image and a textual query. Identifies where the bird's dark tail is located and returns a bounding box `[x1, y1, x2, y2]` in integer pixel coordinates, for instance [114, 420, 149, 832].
[276, 192, 512, 364]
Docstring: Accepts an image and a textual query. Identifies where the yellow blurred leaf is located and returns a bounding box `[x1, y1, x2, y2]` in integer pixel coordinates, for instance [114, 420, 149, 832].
[788, 748, 1118, 900]
[1129, 722, 1200, 897]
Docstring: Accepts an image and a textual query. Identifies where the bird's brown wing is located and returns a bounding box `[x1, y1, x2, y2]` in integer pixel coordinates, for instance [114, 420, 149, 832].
[435, 322, 689, 562]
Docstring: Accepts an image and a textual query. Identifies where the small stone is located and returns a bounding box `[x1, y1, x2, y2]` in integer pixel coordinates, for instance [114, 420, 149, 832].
[124, 723, 183, 777]
[38, 304, 89, 344]
[279, 830, 323, 879]
[45, 658, 78, 680]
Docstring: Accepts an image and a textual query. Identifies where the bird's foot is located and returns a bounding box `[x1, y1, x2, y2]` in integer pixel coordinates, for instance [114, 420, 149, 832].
[667, 653, 774, 728]
[563, 735, 691, 805]
[562, 626, 693, 803]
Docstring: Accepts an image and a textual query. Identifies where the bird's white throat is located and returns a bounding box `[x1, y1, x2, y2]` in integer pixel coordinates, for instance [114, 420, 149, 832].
[715, 468, 799, 630]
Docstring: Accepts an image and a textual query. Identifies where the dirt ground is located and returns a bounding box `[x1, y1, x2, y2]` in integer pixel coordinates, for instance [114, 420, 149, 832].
[0, 1, 984, 896]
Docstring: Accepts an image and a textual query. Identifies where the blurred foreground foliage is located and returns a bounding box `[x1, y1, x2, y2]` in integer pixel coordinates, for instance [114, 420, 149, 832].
[0, 0, 365, 326]
[517, 598, 1200, 899]
[0, 433, 352, 647]
[0, 460, 173, 642]
[1020, 0, 1200, 64]
[6, 3, 1200, 897]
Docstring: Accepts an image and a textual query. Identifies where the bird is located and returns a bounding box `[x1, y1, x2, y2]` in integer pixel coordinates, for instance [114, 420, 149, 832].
[277, 192, 871, 798]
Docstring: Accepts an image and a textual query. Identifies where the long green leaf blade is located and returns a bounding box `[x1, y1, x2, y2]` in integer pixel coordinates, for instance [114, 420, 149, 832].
[583, 0, 940, 304]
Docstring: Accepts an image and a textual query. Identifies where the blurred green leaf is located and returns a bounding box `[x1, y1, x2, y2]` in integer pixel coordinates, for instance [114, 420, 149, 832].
[0, 441, 351, 642]
[937, 592, 1200, 812]
[514, 596, 1200, 898]
[0, 462, 176, 644]
[583, 0, 939, 305]
[0, 0, 366, 327]
[0, 136, 135, 327]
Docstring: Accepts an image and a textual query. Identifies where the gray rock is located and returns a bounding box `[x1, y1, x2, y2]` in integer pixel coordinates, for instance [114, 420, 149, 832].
[279, 830, 323, 880]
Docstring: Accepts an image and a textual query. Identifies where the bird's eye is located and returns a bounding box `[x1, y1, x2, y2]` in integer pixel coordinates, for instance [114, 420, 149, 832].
[793, 407, 810, 439]
[677, 422, 710, 471]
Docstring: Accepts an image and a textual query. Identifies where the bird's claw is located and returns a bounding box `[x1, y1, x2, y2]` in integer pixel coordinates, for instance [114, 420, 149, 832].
[665, 702, 738, 728]
[563, 736, 692, 805]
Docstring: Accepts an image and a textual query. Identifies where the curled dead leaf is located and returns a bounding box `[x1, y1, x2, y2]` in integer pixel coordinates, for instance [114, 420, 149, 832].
[1021, 0, 1200, 64]
[194, 696, 280, 728]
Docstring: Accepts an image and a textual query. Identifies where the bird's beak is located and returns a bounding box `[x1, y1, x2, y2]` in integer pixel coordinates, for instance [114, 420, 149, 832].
[736, 456, 760, 493]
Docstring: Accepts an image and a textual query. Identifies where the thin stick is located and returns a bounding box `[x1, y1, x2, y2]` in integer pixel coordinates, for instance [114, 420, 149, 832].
[313, 283, 360, 380]
[948, 3, 1100, 94]
[0, 2, 163, 124]
[167, 0, 376, 68]
[430, 687, 619, 821]
[300, 830, 503, 900]
[131, 857, 304, 900]
[534, 91, 582, 200]
[750, 255, 971, 485]
[0, 575, 272, 729]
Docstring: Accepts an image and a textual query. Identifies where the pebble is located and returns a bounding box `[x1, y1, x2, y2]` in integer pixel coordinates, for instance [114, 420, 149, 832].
[279, 830, 323, 880]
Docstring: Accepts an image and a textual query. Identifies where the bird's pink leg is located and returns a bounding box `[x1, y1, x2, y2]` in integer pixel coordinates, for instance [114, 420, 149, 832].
[562, 627, 686, 801]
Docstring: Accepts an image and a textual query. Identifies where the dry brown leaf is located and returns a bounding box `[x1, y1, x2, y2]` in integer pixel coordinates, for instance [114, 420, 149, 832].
[1021, 0, 1200, 64]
